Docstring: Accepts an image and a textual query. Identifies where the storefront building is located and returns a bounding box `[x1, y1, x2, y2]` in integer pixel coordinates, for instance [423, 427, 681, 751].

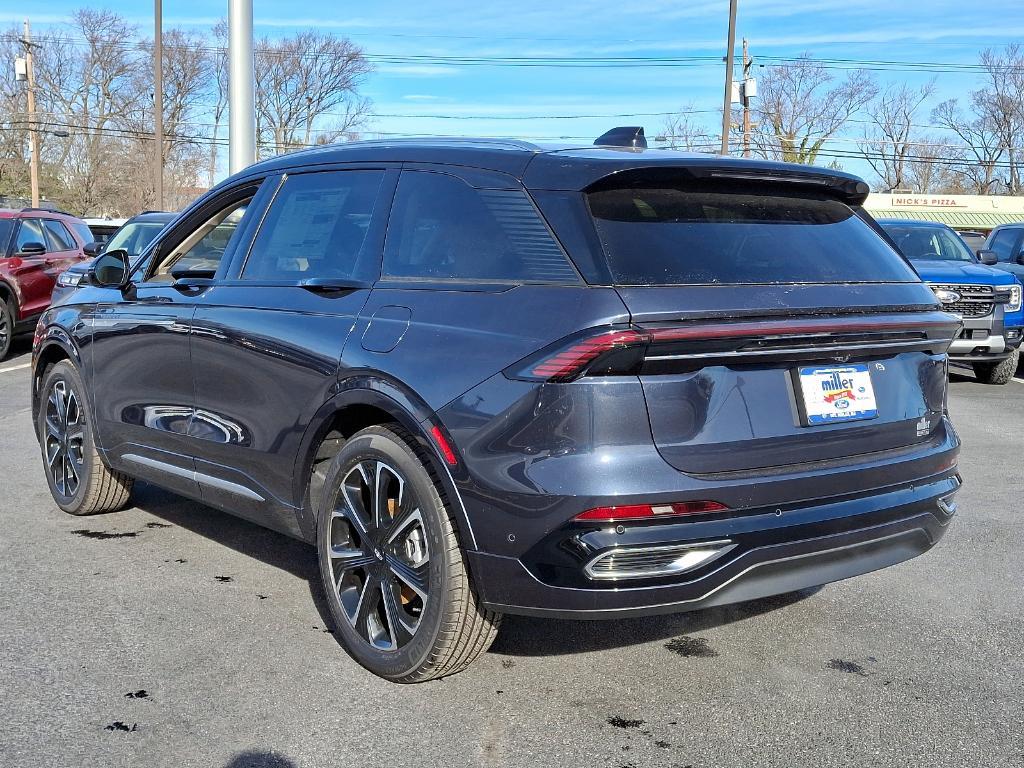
[864, 194, 1024, 234]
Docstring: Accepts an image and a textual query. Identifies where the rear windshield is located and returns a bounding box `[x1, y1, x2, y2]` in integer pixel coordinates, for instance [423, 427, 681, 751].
[586, 185, 918, 285]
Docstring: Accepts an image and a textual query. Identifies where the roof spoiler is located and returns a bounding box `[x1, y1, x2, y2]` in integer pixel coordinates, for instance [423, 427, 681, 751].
[584, 165, 871, 204]
[594, 126, 647, 149]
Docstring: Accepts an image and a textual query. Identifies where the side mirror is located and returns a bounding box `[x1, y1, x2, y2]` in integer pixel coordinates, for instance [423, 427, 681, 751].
[83, 241, 103, 257]
[19, 241, 46, 255]
[1016, 252, 1024, 266]
[976, 249, 998, 265]
[89, 249, 131, 288]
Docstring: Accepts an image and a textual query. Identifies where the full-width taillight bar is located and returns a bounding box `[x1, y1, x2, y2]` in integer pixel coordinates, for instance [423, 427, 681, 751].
[509, 313, 961, 383]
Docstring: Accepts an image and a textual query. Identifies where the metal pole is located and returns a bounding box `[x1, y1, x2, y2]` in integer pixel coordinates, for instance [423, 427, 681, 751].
[228, 0, 256, 174]
[720, 0, 738, 156]
[742, 38, 751, 158]
[154, 0, 163, 209]
[23, 19, 40, 207]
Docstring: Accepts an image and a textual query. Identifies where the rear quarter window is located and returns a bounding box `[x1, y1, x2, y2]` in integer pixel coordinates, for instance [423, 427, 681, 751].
[383, 171, 579, 284]
[586, 184, 918, 286]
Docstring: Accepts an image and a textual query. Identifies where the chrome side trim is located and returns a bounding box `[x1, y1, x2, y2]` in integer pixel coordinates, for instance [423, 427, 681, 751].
[122, 453, 265, 502]
[198, 472, 265, 502]
[123, 453, 193, 480]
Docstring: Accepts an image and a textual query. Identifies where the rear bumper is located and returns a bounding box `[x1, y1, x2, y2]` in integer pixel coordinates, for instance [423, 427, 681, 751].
[468, 473, 958, 619]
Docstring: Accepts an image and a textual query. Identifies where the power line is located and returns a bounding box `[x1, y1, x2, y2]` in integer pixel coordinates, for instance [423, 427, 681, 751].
[2, 32, 1021, 74]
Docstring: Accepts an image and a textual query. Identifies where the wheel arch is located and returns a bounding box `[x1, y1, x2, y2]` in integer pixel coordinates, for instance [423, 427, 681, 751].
[293, 378, 477, 550]
[32, 333, 84, 440]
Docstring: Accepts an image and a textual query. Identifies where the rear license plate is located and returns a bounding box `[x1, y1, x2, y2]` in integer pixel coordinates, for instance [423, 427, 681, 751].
[796, 364, 878, 426]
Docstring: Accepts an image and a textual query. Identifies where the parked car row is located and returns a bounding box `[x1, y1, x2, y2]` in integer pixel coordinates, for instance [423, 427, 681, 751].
[0, 208, 174, 359]
[879, 219, 1023, 384]
[0, 207, 93, 360]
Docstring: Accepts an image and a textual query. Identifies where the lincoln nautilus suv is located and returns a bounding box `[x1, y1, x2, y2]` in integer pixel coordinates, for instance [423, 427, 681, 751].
[32, 129, 961, 681]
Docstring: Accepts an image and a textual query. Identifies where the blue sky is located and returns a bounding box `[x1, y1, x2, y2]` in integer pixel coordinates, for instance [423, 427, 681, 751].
[7, 0, 1024, 182]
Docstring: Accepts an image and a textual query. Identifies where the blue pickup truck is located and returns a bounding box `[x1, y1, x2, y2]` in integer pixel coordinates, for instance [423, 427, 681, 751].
[878, 219, 1024, 384]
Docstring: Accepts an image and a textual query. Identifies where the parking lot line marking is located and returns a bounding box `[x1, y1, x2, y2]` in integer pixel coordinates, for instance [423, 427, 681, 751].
[0, 363, 30, 374]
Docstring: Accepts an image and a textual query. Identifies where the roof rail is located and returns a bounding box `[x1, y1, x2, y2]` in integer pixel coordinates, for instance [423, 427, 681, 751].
[20, 206, 75, 217]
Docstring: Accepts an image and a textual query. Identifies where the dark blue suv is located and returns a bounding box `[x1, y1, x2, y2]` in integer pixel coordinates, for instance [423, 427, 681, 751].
[31, 136, 961, 681]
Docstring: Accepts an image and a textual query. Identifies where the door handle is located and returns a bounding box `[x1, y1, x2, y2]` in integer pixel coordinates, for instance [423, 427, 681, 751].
[172, 277, 216, 294]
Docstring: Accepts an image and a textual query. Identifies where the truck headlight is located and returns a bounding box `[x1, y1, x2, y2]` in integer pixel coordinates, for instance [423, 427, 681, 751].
[1008, 284, 1022, 313]
[56, 271, 82, 288]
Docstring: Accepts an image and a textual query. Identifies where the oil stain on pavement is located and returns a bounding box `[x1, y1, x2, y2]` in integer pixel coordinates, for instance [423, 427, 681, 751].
[664, 636, 719, 657]
[71, 529, 140, 540]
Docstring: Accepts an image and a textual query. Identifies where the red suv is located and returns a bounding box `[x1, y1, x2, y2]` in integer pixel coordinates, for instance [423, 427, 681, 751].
[0, 208, 92, 360]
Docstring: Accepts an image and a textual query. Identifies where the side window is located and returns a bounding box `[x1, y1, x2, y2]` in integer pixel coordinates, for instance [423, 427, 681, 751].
[15, 219, 47, 253]
[149, 198, 251, 282]
[990, 230, 1020, 262]
[70, 222, 94, 246]
[242, 170, 383, 282]
[383, 171, 578, 283]
[43, 220, 75, 251]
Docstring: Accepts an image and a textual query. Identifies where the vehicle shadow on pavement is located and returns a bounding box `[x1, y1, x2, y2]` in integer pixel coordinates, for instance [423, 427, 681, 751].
[130, 482, 820, 658]
[128, 482, 334, 628]
[223, 751, 297, 768]
[491, 588, 820, 657]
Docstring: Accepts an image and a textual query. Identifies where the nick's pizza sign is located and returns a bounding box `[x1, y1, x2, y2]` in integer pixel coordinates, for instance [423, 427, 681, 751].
[891, 196, 967, 208]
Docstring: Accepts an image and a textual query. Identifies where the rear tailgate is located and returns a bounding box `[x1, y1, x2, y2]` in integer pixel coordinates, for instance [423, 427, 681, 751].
[617, 286, 957, 473]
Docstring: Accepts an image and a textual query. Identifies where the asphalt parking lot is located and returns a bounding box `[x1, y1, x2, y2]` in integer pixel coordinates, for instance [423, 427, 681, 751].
[1, 335, 1022, 768]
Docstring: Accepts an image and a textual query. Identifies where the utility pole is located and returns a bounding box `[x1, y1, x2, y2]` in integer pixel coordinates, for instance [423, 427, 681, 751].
[228, 0, 256, 174]
[720, 0, 738, 155]
[154, 0, 164, 209]
[741, 38, 752, 158]
[21, 19, 40, 207]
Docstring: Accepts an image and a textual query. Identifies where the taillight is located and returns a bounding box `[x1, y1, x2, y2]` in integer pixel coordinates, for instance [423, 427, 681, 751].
[528, 329, 645, 380]
[574, 501, 728, 523]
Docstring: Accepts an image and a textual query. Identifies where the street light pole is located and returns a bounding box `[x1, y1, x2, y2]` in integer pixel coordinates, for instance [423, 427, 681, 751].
[154, 0, 164, 209]
[228, 0, 256, 174]
[720, 0, 738, 156]
[22, 19, 40, 207]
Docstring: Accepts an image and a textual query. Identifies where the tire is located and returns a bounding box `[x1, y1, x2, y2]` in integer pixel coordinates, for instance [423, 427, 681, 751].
[38, 360, 134, 515]
[972, 348, 1019, 385]
[0, 296, 13, 361]
[316, 424, 501, 682]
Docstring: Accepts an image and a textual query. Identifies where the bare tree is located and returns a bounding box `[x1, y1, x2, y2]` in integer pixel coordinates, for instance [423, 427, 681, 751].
[976, 44, 1024, 193]
[32, 9, 145, 214]
[254, 32, 373, 156]
[931, 98, 1004, 194]
[859, 79, 936, 191]
[751, 55, 876, 164]
[903, 134, 956, 193]
[125, 27, 213, 210]
[659, 105, 717, 151]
